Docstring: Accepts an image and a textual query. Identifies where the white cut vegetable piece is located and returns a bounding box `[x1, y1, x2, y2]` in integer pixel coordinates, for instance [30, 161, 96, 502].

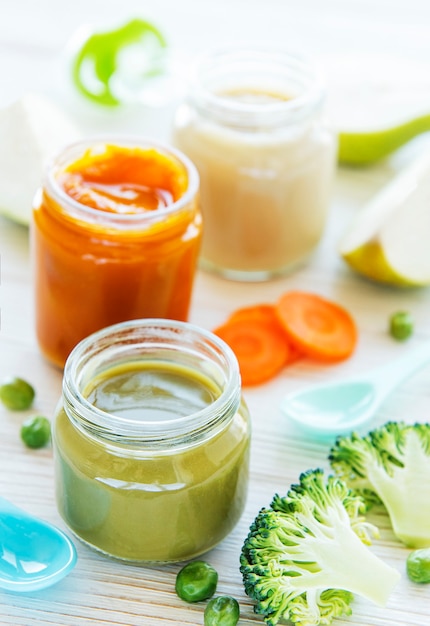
[339, 150, 430, 287]
[0, 93, 80, 225]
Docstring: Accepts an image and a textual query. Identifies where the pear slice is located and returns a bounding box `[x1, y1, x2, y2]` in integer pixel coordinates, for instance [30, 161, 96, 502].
[0, 93, 80, 226]
[340, 151, 430, 287]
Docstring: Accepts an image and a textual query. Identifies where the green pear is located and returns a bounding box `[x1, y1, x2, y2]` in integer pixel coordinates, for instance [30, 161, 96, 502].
[338, 113, 430, 165]
[340, 151, 430, 287]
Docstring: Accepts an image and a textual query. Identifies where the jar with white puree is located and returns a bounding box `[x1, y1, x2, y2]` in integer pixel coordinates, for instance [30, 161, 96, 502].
[172, 47, 337, 281]
[52, 319, 251, 563]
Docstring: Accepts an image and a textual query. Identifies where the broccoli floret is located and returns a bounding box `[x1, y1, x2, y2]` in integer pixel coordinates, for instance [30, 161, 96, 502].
[329, 420, 430, 548]
[240, 469, 399, 626]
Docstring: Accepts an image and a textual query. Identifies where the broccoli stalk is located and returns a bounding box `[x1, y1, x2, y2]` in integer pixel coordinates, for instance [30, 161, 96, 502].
[329, 421, 430, 548]
[240, 469, 399, 626]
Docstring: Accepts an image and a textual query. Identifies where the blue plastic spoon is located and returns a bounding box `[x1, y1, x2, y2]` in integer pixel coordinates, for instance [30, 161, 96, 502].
[0, 497, 77, 592]
[280, 342, 430, 438]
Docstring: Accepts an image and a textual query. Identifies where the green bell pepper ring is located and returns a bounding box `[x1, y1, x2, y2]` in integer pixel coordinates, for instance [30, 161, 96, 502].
[71, 18, 167, 106]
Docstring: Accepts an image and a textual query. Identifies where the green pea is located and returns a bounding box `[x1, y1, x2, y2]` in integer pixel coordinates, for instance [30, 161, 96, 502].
[0, 377, 35, 410]
[204, 596, 240, 626]
[20, 415, 51, 449]
[389, 311, 414, 341]
[407, 548, 430, 583]
[175, 560, 218, 603]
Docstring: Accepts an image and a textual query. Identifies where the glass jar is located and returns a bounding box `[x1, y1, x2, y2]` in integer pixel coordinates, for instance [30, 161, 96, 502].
[52, 319, 251, 563]
[172, 47, 337, 281]
[32, 138, 202, 368]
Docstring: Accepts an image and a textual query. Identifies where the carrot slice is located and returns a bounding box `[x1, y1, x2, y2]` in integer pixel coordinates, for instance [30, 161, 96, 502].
[275, 291, 357, 363]
[213, 314, 291, 386]
[228, 304, 303, 365]
[228, 304, 279, 324]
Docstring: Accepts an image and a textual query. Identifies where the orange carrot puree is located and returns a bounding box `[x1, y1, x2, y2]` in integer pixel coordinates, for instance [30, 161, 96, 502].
[33, 142, 202, 368]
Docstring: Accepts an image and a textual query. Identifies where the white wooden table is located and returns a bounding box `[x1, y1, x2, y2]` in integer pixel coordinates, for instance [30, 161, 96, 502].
[1, 1, 430, 624]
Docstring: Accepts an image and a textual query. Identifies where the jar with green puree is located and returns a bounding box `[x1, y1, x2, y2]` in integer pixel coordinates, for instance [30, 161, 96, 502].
[52, 319, 251, 563]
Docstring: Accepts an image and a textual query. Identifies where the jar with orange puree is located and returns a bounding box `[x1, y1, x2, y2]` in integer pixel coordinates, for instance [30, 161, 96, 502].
[32, 138, 202, 368]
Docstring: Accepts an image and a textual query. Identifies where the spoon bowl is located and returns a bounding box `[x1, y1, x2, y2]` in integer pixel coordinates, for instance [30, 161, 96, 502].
[281, 342, 430, 438]
[0, 497, 77, 592]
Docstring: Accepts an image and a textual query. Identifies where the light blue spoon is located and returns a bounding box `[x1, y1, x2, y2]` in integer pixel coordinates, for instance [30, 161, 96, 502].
[0, 497, 77, 592]
[280, 342, 430, 438]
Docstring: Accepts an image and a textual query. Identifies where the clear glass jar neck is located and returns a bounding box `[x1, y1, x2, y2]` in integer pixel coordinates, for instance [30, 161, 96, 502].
[188, 47, 325, 131]
[62, 319, 242, 448]
[43, 137, 200, 230]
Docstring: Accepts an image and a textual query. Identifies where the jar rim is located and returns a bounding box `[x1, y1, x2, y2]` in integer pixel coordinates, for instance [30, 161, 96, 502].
[44, 136, 200, 227]
[188, 45, 325, 129]
[62, 319, 242, 445]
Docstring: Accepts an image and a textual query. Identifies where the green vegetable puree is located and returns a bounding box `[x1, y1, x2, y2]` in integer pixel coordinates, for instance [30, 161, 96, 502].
[53, 361, 250, 562]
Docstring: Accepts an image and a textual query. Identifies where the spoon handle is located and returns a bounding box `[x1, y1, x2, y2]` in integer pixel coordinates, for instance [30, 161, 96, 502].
[372, 341, 430, 394]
